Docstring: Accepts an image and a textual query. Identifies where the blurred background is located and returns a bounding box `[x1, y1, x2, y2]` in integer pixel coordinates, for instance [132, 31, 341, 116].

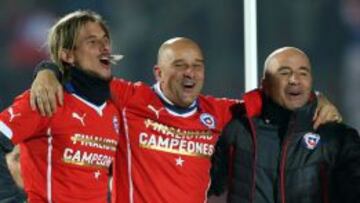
[0, 0, 359, 131]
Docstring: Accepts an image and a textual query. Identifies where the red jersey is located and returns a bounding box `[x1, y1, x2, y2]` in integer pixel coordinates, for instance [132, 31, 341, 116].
[0, 91, 120, 203]
[110, 79, 238, 203]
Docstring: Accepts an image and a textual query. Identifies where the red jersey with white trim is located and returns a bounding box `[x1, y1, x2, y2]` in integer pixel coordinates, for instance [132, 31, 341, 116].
[110, 79, 238, 203]
[0, 91, 120, 203]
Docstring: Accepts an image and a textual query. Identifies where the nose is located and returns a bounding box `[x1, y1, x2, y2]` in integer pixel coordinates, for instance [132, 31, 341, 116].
[289, 73, 300, 85]
[101, 39, 111, 53]
[184, 66, 195, 78]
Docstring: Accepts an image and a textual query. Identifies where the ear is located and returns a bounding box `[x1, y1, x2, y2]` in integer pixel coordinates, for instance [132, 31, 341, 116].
[59, 49, 75, 65]
[261, 78, 265, 89]
[153, 65, 162, 82]
[261, 77, 269, 94]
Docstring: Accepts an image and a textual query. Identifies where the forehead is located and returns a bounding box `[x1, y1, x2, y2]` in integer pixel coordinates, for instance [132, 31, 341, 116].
[77, 21, 107, 39]
[163, 42, 203, 62]
[267, 50, 311, 72]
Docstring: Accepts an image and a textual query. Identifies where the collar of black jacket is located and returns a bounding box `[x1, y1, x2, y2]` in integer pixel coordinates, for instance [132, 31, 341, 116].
[64, 66, 111, 106]
[261, 92, 317, 133]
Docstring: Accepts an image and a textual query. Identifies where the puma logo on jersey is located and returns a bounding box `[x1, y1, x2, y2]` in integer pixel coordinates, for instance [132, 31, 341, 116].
[72, 112, 86, 126]
[8, 107, 21, 122]
[147, 105, 164, 119]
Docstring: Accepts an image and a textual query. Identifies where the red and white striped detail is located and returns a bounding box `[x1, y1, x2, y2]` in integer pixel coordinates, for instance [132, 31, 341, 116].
[122, 108, 134, 203]
[46, 128, 53, 203]
[0, 121, 13, 139]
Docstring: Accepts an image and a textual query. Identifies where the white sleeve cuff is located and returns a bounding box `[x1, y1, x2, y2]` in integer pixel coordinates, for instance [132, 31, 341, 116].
[0, 121, 13, 140]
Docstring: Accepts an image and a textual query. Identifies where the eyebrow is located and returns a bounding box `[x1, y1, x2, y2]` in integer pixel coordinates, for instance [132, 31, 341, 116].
[277, 66, 310, 72]
[298, 66, 310, 72]
[83, 33, 109, 41]
[173, 59, 204, 64]
[277, 66, 291, 72]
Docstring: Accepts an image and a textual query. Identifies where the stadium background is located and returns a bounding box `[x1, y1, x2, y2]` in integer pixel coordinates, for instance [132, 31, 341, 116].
[0, 0, 358, 131]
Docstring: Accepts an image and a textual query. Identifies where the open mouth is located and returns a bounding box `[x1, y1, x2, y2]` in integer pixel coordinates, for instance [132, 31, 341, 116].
[182, 80, 196, 90]
[286, 90, 303, 99]
[288, 92, 301, 96]
[99, 54, 124, 66]
[183, 84, 195, 89]
[99, 56, 110, 66]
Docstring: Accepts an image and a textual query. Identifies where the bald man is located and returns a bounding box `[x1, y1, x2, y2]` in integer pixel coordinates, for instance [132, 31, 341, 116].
[30, 39, 341, 203]
[209, 47, 360, 203]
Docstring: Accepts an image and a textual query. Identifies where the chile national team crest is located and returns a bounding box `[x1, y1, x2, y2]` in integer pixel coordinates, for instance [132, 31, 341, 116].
[113, 116, 120, 134]
[200, 113, 216, 129]
[302, 132, 321, 150]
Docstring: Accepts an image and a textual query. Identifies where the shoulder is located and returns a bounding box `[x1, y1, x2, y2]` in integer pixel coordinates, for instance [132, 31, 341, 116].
[318, 122, 358, 135]
[110, 78, 148, 90]
[199, 94, 239, 104]
[223, 113, 251, 134]
[318, 122, 360, 142]
[198, 94, 240, 113]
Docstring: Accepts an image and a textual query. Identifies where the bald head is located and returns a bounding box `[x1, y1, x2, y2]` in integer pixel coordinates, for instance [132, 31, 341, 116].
[263, 47, 310, 78]
[262, 47, 313, 110]
[153, 37, 205, 107]
[157, 37, 203, 65]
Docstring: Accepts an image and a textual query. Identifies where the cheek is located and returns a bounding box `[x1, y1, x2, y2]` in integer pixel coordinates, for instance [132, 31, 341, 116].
[271, 80, 284, 93]
[304, 78, 313, 90]
[195, 70, 205, 81]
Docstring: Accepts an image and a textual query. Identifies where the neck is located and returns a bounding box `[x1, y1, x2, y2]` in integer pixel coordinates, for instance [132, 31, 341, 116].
[153, 82, 198, 115]
[262, 94, 292, 126]
[64, 67, 110, 106]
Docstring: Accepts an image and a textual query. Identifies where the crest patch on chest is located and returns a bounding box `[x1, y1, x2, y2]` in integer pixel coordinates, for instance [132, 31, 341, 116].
[200, 113, 216, 129]
[302, 132, 321, 150]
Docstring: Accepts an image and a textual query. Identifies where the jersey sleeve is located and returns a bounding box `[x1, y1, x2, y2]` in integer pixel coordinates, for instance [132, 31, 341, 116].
[203, 96, 240, 129]
[110, 77, 142, 109]
[0, 91, 50, 145]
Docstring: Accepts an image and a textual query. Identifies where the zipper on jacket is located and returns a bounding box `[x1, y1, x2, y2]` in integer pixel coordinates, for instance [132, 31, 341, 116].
[279, 115, 296, 203]
[248, 117, 258, 203]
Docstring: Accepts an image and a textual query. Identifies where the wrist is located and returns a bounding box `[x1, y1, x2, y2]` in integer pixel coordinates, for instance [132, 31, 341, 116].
[33, 60, 63, 82]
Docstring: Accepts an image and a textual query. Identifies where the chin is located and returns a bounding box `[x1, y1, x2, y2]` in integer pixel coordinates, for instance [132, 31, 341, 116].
[97, 71, 112, 80]
[101, 75, 112, 81]
[179, 98, 195, 107]
[287, 103, 306, 110]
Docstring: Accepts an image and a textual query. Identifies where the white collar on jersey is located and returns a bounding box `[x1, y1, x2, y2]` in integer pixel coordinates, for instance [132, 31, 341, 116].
[72, 93, 107, 116]
[153, 82, 198, 117]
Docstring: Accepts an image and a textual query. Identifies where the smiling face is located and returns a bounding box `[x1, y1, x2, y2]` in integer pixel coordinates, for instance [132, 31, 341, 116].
[61, 21, 112, 80]
[154, 37, 205, 107]
[262, 47, 313, 110]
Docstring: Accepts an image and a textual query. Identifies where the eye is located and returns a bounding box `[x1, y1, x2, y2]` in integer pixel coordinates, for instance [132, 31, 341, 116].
[193, 63, 204, 69]
[103, 37, 110, 45]
[279, 70, 291, 76]
[299, 71, 309, 76]
[174, 63, 186, 68]
[87, 40, 96, 45]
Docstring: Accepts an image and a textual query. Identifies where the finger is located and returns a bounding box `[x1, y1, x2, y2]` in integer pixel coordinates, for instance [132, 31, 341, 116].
[336, 115, 343, 123]
[313, 117, 321, 130]
[47, 88, 57, 114]
[313, 106, 329, 130]
[30, 89, 37, 111]
[331, 113, 342, 123]
[332, 109, 342, 123]
[313, 106, 320, 121]
[56, 85, 64, 106]
[36, 97, 46, 117]
[43, 91, 54, 117]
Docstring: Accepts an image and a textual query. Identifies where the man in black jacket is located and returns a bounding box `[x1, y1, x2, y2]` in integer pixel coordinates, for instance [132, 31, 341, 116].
[209, 47, 360, 203]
